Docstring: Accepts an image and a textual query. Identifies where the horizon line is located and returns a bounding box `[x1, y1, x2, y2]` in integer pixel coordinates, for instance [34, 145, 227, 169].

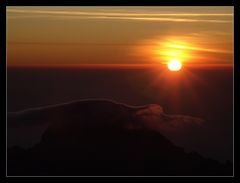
[7, 63, 233, 69]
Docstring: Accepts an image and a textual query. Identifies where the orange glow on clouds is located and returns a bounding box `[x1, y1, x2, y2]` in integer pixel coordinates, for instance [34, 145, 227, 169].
[7, 7, 233, 67]
[156, 38, 193, 64]
[134, 34, 233, 67]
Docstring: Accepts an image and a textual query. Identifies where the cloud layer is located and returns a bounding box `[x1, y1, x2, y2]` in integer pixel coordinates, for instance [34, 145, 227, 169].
[7, 8, 232, 23]
[8, 99, 205, 149]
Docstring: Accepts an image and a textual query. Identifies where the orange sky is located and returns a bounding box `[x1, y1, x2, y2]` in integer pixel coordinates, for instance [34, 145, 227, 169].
[7, 6, 233, 67]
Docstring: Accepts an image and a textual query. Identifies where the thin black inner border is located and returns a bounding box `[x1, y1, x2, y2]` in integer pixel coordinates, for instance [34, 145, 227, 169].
[2, 1, 238, 180]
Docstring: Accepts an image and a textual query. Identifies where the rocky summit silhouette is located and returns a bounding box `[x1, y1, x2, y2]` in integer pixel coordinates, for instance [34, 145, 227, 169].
[7, 99, 232, 176]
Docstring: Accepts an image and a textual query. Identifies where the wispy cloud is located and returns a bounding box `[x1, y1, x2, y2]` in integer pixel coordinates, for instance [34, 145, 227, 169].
[7, 8, 232, 23]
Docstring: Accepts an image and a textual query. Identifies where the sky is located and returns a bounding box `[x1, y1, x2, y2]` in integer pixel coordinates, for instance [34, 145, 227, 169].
[7, 6, 233, 66]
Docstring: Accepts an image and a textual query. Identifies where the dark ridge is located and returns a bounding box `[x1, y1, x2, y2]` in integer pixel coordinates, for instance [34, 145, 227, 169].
[7, 99, 232, 176]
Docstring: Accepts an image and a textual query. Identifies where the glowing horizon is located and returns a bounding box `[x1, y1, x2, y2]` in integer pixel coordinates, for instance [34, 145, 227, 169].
[7, 6, 233, 67]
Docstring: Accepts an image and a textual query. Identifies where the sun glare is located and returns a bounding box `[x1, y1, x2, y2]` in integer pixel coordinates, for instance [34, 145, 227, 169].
[167, 60, 182, 71]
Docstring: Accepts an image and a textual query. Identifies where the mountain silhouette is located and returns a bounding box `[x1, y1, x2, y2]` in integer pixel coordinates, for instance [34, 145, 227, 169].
[7, 99, 232, 176]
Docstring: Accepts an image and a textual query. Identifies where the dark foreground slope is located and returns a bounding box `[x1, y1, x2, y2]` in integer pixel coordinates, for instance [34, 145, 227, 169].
[7, 99, 232, 176]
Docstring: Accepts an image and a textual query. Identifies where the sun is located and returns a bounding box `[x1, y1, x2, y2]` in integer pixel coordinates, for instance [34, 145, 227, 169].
[167, 60, 182, 71]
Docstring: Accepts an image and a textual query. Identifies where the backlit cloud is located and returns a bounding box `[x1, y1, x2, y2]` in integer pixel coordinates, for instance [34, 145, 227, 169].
[7, 8, 232, 23]
[8, 99, 205, 149]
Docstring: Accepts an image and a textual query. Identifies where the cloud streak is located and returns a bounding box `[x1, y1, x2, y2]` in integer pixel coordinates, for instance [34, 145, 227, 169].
[7, 99, 207, 153]
[134, 104, 204, 133]
[7, 8, 232, 23]
[8, 100, 205, 136]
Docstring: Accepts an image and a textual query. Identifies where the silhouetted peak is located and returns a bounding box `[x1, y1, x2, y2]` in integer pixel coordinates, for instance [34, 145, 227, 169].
[7, 99, 232, 176]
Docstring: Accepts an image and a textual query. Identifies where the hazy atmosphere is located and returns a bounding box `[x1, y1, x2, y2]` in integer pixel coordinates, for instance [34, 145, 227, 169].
[7, 6, 233, 176]
[7, 6, 233, 66]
